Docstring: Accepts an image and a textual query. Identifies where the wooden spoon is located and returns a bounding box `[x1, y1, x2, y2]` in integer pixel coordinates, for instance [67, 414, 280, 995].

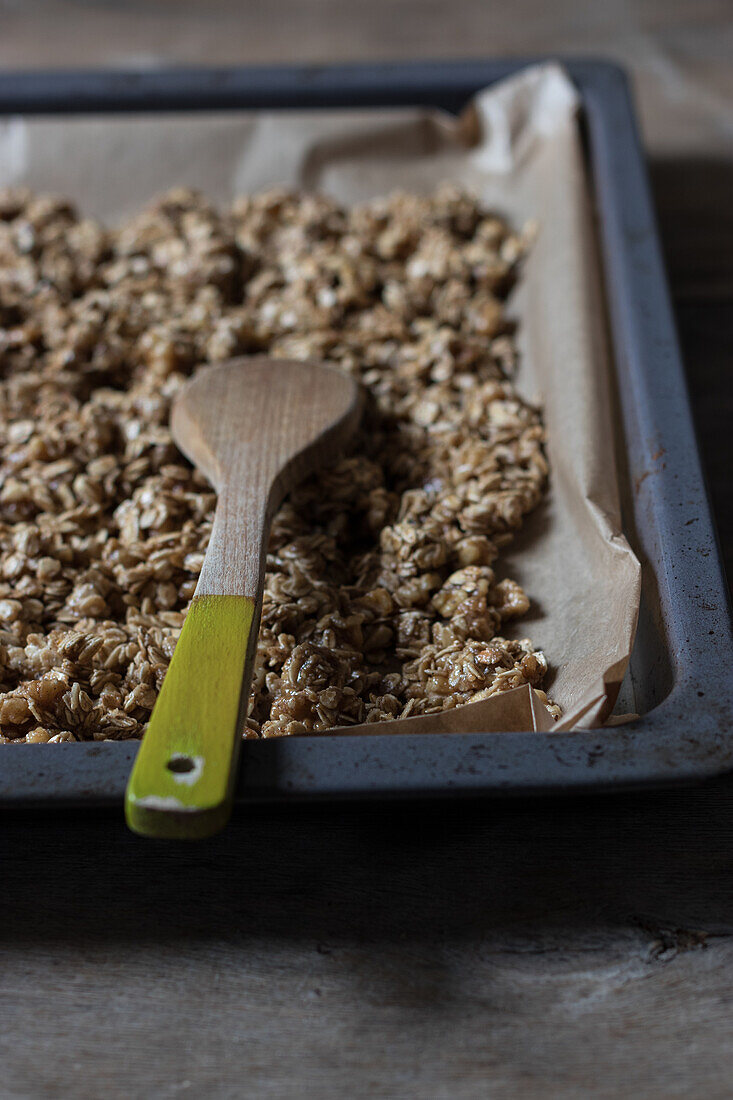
[125, 356, 362, 839]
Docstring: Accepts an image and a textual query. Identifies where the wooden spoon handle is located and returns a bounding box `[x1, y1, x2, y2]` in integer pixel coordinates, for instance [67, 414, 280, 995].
[124, 594, 257, 839]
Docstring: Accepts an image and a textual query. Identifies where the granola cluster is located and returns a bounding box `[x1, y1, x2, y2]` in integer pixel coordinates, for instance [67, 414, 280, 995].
[0, 185, 556, 742]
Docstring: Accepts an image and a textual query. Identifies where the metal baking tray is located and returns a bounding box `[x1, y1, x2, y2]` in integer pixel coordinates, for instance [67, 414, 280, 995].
[1, 59, 732, 807]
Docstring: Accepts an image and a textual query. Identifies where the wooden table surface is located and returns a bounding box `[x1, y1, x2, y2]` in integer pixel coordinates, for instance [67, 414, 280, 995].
[2, 3, 733, 1097]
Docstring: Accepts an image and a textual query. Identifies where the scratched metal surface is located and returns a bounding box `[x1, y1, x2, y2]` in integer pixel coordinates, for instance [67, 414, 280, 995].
[1, 59, 731, 804]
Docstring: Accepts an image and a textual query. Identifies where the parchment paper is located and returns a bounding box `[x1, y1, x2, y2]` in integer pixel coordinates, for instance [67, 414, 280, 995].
[0, 64, 641, 732]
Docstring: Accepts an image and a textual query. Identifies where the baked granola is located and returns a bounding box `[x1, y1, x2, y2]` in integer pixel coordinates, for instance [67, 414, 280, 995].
[0, 184, 557, 742]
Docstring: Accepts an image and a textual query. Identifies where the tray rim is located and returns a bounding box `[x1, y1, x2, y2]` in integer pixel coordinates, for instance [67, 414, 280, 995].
[1, 57, 731, 806]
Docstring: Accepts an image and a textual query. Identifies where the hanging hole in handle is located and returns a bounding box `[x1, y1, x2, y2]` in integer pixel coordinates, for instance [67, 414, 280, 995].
[165, 753, 204, 785]
[167, 754, 196, 774]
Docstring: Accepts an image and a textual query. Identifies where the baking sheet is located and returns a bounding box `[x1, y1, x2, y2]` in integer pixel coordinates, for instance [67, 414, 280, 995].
[0, 63, 641, 732]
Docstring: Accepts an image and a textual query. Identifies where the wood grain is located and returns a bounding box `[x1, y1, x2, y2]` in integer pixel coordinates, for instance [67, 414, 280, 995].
[125, 358, 362, 837]
[4, 783, 733, 1098]
[3, 3, 733, 1096]
[172, 358, 362, 599]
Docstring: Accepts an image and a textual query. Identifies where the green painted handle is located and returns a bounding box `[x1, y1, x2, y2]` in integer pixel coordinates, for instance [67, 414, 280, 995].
[125, 594, 256, 839]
